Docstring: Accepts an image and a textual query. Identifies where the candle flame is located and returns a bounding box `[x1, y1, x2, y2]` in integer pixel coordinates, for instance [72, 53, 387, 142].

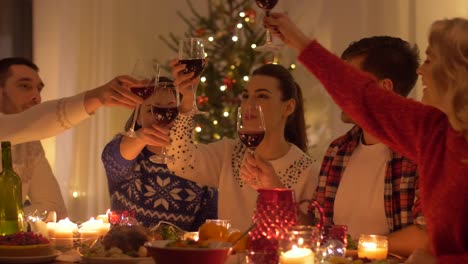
[362, 242, 377, 249]
[298, 237, 304, 246]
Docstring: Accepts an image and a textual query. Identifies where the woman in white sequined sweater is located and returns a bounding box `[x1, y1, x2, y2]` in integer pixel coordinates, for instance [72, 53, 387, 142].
[167, 63, 319, 231]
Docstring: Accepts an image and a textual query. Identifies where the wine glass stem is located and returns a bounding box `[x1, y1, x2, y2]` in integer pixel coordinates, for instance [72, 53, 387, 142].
[160, 146, 168, 157]
[265, 29, 273, 44]
[191, 84, 198, 111]
[265, 10, 272, 44]
[129, 104, 141, 133]
[249, 149, 260, 185]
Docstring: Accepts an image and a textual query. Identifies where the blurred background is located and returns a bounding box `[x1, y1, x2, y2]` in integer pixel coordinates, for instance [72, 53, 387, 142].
[1, 0, 467, 221]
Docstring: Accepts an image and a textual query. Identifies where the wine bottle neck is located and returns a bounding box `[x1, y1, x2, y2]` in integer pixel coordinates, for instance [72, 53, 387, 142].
[1, 141, 13, 171]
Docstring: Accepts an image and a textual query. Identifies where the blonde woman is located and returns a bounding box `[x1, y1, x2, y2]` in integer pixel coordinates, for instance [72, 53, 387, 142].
[264, 15, 468, 263]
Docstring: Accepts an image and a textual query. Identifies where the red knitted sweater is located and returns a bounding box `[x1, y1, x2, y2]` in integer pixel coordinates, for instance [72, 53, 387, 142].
[299, 41, 468, 263]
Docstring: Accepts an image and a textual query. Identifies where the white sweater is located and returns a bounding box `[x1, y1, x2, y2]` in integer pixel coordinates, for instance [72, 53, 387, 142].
[0, 92, 90, 145]
[167, 115, 319, 231]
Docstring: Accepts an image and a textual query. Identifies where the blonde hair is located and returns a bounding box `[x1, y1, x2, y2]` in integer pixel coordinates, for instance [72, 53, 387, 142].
[429, 18, 468, 140]
[428, 18, 468, 140]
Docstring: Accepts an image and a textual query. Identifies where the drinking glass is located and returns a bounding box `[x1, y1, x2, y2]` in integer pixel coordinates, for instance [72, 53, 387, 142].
[123, 59, 160, 137]
[237, 105, 266, 154]
[255, 0, 282, 52]
[178, 38, 207, 115]
[237, 105, 266, 185]
[357, 235, 388, 260]
[149, 81, 180, 164]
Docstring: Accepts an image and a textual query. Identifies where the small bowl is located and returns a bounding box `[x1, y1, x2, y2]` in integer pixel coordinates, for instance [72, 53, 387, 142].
[145, 240, 232, 264]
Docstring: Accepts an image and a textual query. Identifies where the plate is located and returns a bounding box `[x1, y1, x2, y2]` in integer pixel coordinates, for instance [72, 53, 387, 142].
[80, 256, 154, 264]
[0, 250, 61, 263]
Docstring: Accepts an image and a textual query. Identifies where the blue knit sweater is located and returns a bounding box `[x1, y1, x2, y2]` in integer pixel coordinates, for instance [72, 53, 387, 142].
[101, 135, 217, 231]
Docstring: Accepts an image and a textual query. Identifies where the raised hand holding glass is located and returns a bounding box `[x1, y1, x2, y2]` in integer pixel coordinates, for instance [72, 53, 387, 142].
[255, 0, 282, 52]
[123, 59, 160, 137]
[149, 82, 180, 164]
[178, 38, 206, 115]
[237, 105, 266, 185]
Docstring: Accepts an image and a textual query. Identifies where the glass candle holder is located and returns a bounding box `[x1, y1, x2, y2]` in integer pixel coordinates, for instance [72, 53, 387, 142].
[357, 235, 388, 260]
[107, 210, 135, 225]
[279, 226, 318, 264]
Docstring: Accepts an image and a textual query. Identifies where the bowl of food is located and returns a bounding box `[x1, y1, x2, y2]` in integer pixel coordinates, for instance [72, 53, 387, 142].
[0, 232, 55, 257]
[79, 225, 153, 263]
[145, 240, 232, 264]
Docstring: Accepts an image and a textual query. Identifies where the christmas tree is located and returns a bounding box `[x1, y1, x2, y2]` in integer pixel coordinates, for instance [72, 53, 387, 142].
[160, 0, 276, 143]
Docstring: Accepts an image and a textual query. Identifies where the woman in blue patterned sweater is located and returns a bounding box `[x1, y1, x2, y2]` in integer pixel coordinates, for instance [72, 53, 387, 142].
[101, 78, 217, 231]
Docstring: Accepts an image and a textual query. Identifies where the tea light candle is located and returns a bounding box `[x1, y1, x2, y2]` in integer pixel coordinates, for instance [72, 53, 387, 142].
[80, 217, 110, 239]
[96, 209, 110, 223]
[29, 218, 48, 237]
[52, 218, 77, 248]
[46, 222, 56, 238]
[280, 246, 315, 264]
[357, 235, 388, 260]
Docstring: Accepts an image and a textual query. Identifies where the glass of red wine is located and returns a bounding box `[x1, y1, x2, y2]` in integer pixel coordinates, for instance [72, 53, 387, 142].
[237, 105, 266, 184]
[149, 81, 180, 164]
[178, 38, 206, 115]
[255, 0, 282, 52]
[123, 59, 160, 138]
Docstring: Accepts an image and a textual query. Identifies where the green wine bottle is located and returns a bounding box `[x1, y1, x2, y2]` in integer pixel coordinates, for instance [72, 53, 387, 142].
[0, 141, 24, 235]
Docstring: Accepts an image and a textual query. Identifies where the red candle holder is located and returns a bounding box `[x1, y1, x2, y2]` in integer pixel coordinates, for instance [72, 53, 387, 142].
[107, 210, 135, 225]
[323, 225, 348, 247]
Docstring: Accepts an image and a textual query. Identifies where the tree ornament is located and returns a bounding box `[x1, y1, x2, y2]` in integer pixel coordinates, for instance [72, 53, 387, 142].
[195, 27, 207, 37]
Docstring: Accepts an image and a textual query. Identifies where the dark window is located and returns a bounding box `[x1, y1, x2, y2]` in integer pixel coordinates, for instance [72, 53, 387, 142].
[0, 0, 33, 59]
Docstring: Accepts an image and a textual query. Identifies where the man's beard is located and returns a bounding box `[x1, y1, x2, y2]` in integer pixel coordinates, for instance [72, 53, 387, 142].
[1, 91, 22, 114]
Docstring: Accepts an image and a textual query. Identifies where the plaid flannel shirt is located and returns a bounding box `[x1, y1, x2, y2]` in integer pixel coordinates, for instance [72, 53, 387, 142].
[313, 126, 422, 233]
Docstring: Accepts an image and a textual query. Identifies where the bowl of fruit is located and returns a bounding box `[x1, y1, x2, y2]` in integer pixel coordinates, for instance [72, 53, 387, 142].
[145, 239, 232, 264]
[0, 231, 60, 263]
[146, 221, 249, 264]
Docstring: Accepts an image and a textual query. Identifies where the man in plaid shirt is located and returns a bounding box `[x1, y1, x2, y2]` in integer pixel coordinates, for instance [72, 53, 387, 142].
[314, 36, 428, 257]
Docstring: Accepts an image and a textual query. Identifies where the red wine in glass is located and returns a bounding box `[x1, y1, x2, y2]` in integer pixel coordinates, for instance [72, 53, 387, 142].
[130, 84, 155, 100]
[255, 0, 278, 10]
[151, 106, 179, 126]
[238, 130, 265, 150]
[179, 58, 206, 78]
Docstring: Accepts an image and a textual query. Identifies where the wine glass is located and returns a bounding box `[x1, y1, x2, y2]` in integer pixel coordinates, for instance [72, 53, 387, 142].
[237, 105, 266, 185]
[149, 81, 180, 164]
[255, 0, 282, 52]
[178, 38, 207, 115]
[237, 104, 266, 151]
[123, 59, 160, 137]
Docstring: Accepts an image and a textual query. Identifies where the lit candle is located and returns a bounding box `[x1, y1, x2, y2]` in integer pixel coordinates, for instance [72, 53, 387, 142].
[80, 217, 110, 240]
[96, 209, 110, 223]
[279, 247, 315, 264]
[46, 222, 56, 238]
[28, 217, 48, 237]
[357, 235, 388, 260]
[52, 218, 77, 249]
